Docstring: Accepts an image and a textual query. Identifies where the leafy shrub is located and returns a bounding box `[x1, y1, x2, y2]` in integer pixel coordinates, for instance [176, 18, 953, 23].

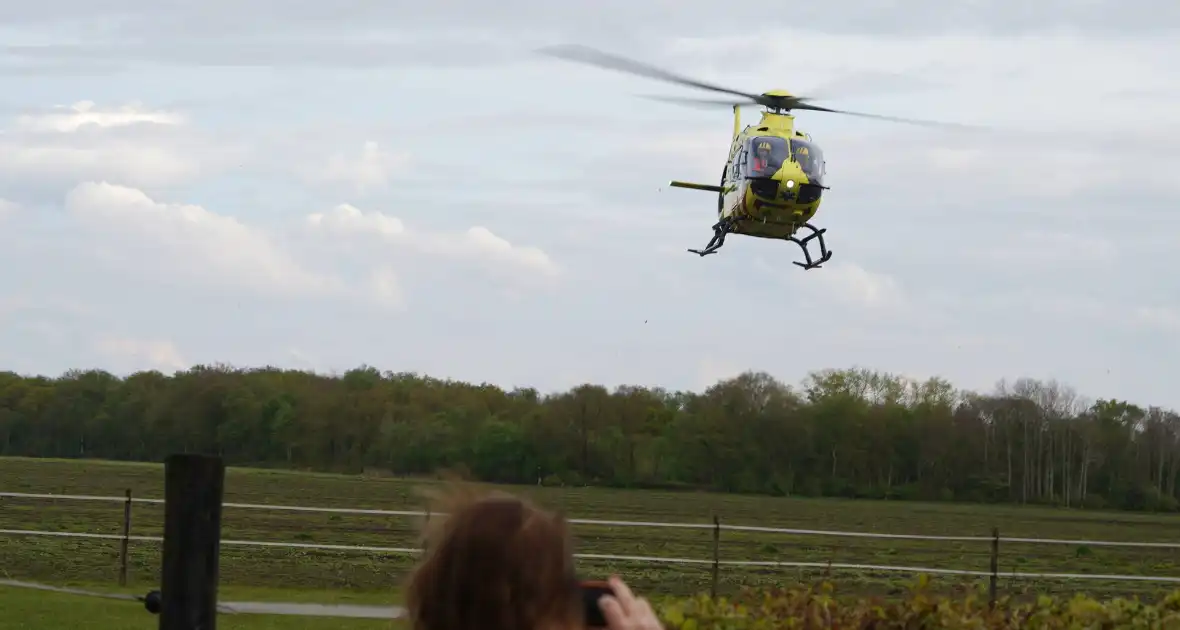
[655, 577, 1180, 628]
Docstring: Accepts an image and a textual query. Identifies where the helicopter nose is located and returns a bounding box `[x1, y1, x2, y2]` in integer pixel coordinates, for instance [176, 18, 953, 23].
[748, 178, 778, 199]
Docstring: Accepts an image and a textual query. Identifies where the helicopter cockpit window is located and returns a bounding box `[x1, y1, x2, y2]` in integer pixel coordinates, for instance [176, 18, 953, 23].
[790, 138, 825, 185]
[747, 136, 788, 178]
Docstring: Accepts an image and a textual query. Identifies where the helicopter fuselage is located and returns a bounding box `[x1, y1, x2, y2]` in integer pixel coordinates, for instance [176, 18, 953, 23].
[666, 97, 835, 267]
[718, 110, 827, 241]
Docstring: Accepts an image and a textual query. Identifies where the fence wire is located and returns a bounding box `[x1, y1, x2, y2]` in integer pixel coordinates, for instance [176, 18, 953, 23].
[5, 528, 1180, 584]
[5, 491, 1180, 548]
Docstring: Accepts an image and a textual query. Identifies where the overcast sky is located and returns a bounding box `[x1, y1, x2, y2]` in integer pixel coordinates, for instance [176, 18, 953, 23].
[1, 1, 1178, 408]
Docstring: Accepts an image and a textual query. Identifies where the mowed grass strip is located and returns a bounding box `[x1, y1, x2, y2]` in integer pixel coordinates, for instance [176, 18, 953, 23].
[2, 456, 1179, 599]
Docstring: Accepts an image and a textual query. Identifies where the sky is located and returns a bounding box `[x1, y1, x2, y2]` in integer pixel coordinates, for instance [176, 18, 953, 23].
[1, 1, 1178, 407]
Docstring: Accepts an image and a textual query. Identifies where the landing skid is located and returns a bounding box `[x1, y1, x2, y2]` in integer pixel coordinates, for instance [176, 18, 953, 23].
[786, 223, 834, 270]
[687, 219, 833, 269]
[686, 218, 733, 257]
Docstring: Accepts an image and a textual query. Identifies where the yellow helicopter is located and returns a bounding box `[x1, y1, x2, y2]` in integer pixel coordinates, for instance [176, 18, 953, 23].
[539, 45, 963, 270]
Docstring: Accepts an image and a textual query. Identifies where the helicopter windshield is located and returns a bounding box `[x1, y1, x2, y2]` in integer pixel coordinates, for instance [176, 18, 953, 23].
[747, 136, 788, 178]
[790, 138, 824, 185]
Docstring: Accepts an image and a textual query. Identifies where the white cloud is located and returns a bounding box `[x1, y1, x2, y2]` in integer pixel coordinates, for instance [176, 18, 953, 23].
[0, 198, 16, 217]
[462, 227, 559, 277]
[808, 262, 905, 309]
[367, 266, 405, 309]
[307, 202, 561, 279]
[0, 101, 235, 192]
[310, 202, 405, 236]
[307, 141, 411, 194]
[93, 335, 188, 372]
[65, 181, 341, 297]
[747, 252, 905, 311]
[15, 101, 186, 133]
[0, 141, 200, 190]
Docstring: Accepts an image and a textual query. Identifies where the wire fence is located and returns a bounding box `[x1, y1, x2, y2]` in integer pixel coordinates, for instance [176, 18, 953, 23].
[4, 490, 1180, 587]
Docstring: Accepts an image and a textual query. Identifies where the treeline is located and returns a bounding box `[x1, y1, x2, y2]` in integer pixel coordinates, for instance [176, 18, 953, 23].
[0, 365, 1177, 512]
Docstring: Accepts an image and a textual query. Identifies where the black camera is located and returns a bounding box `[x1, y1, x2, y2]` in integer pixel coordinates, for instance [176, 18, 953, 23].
[579, 580, 615, 627]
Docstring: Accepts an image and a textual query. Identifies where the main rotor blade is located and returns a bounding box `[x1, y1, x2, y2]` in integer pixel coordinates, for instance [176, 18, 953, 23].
[792, 102, 980, 129]
[639, 95, 762, 108]
[540, 44, 979, 130]
[537, 44, 765, 104]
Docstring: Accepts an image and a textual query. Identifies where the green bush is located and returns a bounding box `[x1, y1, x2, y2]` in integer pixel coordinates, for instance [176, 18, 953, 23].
[656, 577, 1180, 628]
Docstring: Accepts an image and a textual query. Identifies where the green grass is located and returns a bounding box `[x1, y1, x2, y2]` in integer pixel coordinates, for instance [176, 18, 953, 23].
[0, 586, 402, 630]
[2, 456, 1179, 607]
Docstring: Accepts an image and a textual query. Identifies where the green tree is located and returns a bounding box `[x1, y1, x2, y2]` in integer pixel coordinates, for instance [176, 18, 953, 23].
[0, 365, 1176, 513]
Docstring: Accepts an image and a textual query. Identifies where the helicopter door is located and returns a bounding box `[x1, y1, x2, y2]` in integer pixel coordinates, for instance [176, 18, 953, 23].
[721, 144, 746, 218]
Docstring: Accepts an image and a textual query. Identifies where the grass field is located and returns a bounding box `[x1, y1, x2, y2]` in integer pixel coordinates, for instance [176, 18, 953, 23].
[0, 586, 402, 630]
[3, 456, 1180, 620]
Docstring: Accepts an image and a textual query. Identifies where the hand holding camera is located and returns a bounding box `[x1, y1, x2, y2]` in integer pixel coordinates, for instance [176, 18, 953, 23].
[584, 576, 664, 630]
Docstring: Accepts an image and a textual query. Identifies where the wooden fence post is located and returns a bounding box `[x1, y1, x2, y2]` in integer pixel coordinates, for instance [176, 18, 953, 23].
[158, 454, 226, 630]
[989, 527, 999, 609]
[711, 514, 720, 599]
[118, 489, 132, 586]
[422, 503, 431, 553]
